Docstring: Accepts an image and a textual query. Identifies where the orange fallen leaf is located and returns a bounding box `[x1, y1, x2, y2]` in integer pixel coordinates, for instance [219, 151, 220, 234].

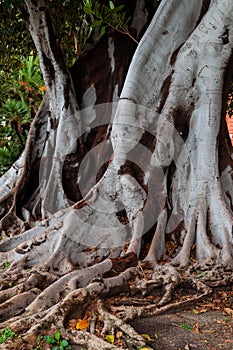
[76, 319, 89, 330]
[116, 331, 122, 339]
[193, 323, 199, 334]
[201, 303, 215, 308]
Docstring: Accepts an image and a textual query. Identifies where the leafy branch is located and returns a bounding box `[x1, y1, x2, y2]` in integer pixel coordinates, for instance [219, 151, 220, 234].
[83, 0, 138, 44]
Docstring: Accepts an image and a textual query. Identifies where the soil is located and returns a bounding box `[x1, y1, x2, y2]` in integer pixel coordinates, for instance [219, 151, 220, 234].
[130, 289, 233, 350]
[131, 309, 233, 350]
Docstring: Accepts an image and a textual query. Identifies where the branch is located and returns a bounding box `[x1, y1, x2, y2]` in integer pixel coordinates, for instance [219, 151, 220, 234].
[24, 0, 72, 97]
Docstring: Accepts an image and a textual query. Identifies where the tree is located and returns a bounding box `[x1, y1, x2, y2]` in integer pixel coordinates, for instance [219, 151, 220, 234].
[0, 0, 233, 348]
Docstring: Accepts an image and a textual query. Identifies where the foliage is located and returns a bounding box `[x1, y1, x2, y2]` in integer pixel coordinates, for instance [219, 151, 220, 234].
[0, 54, 44, 176]
[83, 0, 137, 43]
[32, 333, 71, 350]
[50, 0, 92, 66]
[0, 326, 18, 343]
[0, 0, 33, 72]
[44, 331, 71, 350]
[0, 261, 11, 269]
[181, 323, 192, 331]
[0, 0, 92, 70]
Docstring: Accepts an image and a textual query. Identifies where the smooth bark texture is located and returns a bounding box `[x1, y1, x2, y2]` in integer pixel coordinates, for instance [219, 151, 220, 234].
[0, 0, 233, 348]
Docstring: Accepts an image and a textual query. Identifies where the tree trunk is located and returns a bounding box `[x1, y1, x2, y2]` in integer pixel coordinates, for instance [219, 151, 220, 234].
[0, 0, 233, 348]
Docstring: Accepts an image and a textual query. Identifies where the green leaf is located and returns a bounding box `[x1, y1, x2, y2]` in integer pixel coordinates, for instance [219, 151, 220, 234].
[181, 324, 192, 330]
[116, 5, 125, 11]
[92, 20, 102, 28]
[54, 331, 61, 341]
[44, 335, 55, 344]
[109, 1, 114, 10]
[0, 327, 18, 344]
[60, 339, 69, 346]
[100, 26, 106, 36]
[83, 6, 91, 14]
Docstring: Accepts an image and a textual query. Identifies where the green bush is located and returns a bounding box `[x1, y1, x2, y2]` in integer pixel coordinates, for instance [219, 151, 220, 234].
[0, 54, 45, 176]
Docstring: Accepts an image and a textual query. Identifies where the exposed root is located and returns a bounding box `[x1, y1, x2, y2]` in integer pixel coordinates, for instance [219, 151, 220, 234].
[1, 249, 233, 349]
[109, 263, 212, 322]
[97, 299, 146, 349]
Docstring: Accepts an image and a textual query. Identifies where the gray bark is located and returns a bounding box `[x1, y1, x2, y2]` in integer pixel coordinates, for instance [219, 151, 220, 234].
[0, 1, 233, 348]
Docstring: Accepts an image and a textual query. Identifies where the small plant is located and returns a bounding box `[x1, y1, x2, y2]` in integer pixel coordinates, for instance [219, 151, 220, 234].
[181, 323, 192, 330]
[0, 326, 18, 343]
[0, 261, 11, 270]
[44, 331, 71, 350]
[83, 0, 137, 43]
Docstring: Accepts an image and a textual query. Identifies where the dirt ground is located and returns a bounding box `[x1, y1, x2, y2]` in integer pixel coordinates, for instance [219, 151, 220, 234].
[131, 309, 233, 350]
[131, 289, 233, 350]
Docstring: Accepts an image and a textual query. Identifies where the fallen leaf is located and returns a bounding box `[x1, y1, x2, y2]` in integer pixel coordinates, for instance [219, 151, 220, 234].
[193, 323, 199, 334]
[224, 308, 233, 317]
[76, 319, 89, 330]
[214, 299, 221, 304]
[116, 331, 122, 339]
[202, 329, 215, 333]
[141, 333, 152, 341]
[193, 308, 207, 314]
[202, 303, 215, 308]
[68, 319, 77, 329]
[216, 319, 227, 324]
[105, 334, 115, 344]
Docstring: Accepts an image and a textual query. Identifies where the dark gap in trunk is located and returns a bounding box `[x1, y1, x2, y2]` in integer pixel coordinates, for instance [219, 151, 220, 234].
[170, 45, 183, 66]
[157, 72, 173, 114]
[195, 0, 211, 28]
[167, 220, 185, 247]
[173, 106, 192, 142]
[166, 161, 176, 205]
[206, 208, 212, 242]
[118, 160, 147, 193]
[225, 191, 233, 212]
